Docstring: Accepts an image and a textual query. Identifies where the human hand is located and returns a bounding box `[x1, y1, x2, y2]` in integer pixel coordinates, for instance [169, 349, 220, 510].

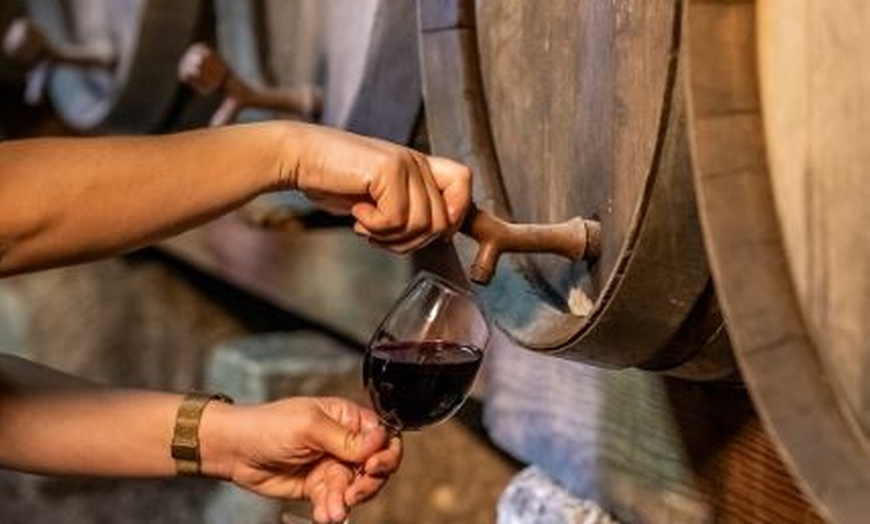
[281, 123, 472, 253]
[200, 396, 402, 524]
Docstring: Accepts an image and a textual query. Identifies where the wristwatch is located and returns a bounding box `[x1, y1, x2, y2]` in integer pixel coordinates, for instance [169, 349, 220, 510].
[171, 391, 234, 476]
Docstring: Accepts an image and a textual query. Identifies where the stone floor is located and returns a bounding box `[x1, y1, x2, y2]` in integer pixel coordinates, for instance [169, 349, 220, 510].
[0, 251, 519, 524]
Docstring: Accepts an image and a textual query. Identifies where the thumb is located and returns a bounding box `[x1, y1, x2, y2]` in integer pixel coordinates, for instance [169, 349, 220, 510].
[426, 156, 473, 231]
[313, 414, 387, 464]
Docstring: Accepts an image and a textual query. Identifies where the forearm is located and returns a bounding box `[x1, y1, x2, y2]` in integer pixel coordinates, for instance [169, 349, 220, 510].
[0, 122, 296, 276]
[0, 354, 231, 478]
[0, 354, 403, 518]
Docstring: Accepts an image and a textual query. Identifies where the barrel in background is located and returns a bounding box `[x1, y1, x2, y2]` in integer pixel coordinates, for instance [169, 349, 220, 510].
[17, 0, 208, 133]
[686, 1, 870, 522]
[213, 0, 421, 144]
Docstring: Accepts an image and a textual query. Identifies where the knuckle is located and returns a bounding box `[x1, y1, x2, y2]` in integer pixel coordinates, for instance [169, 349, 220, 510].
[458, 164, 472, 183]
[296, 405, 321, 430]
[372, 150, 405, 176]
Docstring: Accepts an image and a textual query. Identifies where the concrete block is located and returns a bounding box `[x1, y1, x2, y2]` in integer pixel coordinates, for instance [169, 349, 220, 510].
[204, 483, 283, 524]
[205, 331, 362, 403]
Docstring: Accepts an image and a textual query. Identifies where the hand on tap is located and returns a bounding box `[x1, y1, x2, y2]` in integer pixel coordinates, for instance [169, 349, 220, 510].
[284, 123, 472, 253]
[0, 120, 472, 274]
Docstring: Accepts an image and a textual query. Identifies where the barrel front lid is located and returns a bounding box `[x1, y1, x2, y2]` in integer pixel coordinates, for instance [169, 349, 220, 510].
[421, 0, 713, 368]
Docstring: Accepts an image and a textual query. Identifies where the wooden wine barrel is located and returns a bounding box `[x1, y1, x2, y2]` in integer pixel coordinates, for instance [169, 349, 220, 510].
[214, 0, 421, 143]
[686, 1, 870, 522]
[418, 0, 734, 380]
[21, 0, 205, 133]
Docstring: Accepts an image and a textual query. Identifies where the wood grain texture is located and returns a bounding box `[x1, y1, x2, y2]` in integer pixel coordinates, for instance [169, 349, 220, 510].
[759, 0, 870, 439]
[419, 0, 731, 377]
[686, 0, 870, 521]
[23, 0, 204, 133]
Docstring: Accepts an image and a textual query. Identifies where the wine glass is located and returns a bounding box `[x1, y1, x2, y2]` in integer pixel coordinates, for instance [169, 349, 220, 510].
[363, 271, 491, 433]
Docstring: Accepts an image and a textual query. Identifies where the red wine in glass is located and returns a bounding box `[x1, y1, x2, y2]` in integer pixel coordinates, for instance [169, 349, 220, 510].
[364, 339, 483, 431]
[364, 272, 490, 432]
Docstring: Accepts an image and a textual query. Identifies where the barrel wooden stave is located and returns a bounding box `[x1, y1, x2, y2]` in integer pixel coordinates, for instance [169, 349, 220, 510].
[760, 0, 870, 438]
[686, 0, 870, 521]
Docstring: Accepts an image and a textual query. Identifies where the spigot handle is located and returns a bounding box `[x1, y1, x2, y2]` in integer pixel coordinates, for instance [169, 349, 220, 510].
[3, 18, 117, 67]
[178, 43, 322, 127]
[459, 203, 601, 285]
[3, 18, 116, 105]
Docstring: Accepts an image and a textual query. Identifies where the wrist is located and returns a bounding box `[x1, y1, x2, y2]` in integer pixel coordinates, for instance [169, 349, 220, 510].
[269, 121, 305, 191]
[192, 398, 239, 480]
